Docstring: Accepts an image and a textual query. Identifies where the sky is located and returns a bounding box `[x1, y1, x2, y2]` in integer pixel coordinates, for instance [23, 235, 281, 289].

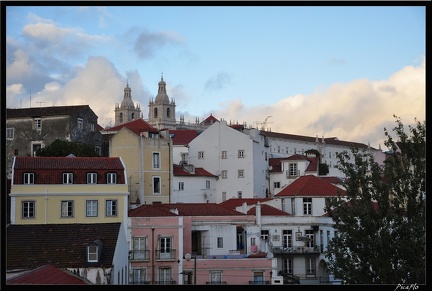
[4, 4, 426, 150]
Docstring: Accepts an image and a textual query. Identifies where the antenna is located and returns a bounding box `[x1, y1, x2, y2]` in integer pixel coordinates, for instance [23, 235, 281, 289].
[36, 101, 47, 107]
[29, 89, 31, 108]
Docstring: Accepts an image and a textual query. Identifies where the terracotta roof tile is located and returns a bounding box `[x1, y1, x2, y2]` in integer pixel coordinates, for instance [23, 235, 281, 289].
[173, 164, 216, 177]
[106, 118, 159, 135]
[7, 264, 88, 285]
[129, 203, 246, 217]
[170, 130, 200, 145]
[275, 175, 346, 197]
[247, 204, 291, 216]
[218, 198, 272, 210]
[13, 156, 125, 170]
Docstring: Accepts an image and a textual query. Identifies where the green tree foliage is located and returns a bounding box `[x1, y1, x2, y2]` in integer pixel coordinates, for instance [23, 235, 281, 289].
[36, 139, 100, 157]
[324, 116, 425, 284]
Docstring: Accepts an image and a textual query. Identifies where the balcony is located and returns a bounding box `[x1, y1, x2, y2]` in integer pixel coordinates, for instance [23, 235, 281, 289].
[248, 280, 271, 285]
[129, 249, 150, 261]
[271, 246, 320, 255]
[156, 249, 177, 261]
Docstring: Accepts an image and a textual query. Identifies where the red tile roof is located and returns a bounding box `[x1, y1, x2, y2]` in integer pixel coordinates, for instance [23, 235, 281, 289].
[247, 204, 291, 216]
[173, 164, 216, 177]
[269, 154, 318, 173]
[319, 176, 343, 184]
[218, 198, 272, 210]
[169, 129, 200, 145]
[13, 156, 125, 170]
[106, 118, 159, 135]
[7, 264, 88, 285]
[129, 203, 247, 217]
[200, 114, 219, 125]
[275, 175, 346, 197]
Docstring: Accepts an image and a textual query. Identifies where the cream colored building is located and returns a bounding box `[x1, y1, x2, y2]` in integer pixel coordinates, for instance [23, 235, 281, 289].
[9, 156, 129, 225]
[106, 118, 172, 205]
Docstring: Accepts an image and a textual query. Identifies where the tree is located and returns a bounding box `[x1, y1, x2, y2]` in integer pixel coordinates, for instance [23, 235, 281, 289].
[36, 139, 100, 157]
[324, 115, 425, 284]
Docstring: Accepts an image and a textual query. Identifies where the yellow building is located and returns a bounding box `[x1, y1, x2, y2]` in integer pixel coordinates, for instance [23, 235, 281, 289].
[105, 118, 172, 205]
[9, 156, 129, 225]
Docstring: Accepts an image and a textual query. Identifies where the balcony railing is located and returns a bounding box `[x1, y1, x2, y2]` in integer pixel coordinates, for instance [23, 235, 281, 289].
[206, 281, 227, 285]
[248, 280, 271, 285]
[155, 249, 177, 260]
[271, 246, 320, 255]
[130, 249, 150, 261]
[153, 280, 177, 285]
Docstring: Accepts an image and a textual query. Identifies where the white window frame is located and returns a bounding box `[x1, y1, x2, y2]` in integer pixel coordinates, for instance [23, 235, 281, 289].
[22, 201, 35, 218]
[210, 271, 222, 284]
[283, 258, 294, 274]
[221, 151, 227, 159]
[63, 172, 73, 184]
[153, 176, 161, 194]
[33, 117, 42, 129]
[238, 169, 244, 178]
[131, 268, 147, 285]
[305, 257, 316, 274]
[217, 237, 223, 248]
[87, 245, 98, 262]
[90, 123, 95, 132]
[24, 173, 34, 184]
[87, 172, 97, 184]
[303, 198, 312, 215]
[132, 237, 147, 260]
[61, 200, 74, 218]
[206, 180, 210, 189]
[288, 163, 298, 177]
[221, 170, 227, 179]
[6, 127, 14, 139]
[198, 151, 204, 159]
[106, 199, 118, 217]
[86, 200, 98, 217]
[179, 182, 184, 191]
[238, 150, 245, 158]
[107, 172, 117, 184]
[153, 152, 160, 169]
[31, 142, 43, 157]
[77, 118, 83, 130]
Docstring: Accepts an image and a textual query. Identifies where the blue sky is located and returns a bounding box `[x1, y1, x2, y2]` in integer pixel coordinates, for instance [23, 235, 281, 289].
[5, 4, 426, 150]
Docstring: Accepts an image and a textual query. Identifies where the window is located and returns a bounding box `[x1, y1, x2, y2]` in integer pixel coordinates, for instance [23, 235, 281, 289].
[159, 237, 172, 260]
[32, 142, 42, 156]
[305, 229, 314, 247]
[167, 108, 171, 118]
[283, 258, 294, 274]
[221, 170, 227, 179]
[63, 173, 73, 184]
[282, 230, 293, 248]
[33, 118, 41, 129]
[238, 169, 244, 178]
[132, 237, 147, 260]
[238, 150, 244, 158]
[221, 151, 227, 159]
[158, 268, 172, 285]
[210, 271, 222, 284]
[87, 245, 98, 262]
[87, 173, 97, 184]
[217, 237, 223, 248]
[119, 113, 123, 124]
[106, 200, 117, 217]
[303, 198, 312, 215]
[107, 173, 117, 184]
[252, 271, 264, 284]
[6, 128, 14, 139]
[24, 173, 34, 184]
[90, 123, 95, 132]
[274, 181, 280, 188]
[206, 180, 210, 189]
[154, 108, 158, 118]
[153, 152, 160, 169]
[61, 200, 74, 217]
[237, 191, 242, 198]
[222, 191, 227, 201]
[261, 230, 269, 241]
[153, 176, 161, 194]
[86, 200, 98, 217]
[305, 257, 316, 274]
[22, 201, 35, 218]
[77, 118, 83, 130]
[291, 198, 296, 215]
[131, 268, 146, 285]
[179, 182, 184, 191]
[198, 151, 204, 159]
[181, 152, 188, 164]
[94, 146, 101, 156]
[288, 163, 298, 177]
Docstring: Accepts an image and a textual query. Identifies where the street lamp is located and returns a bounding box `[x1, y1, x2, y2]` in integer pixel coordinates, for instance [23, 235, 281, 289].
[185, 253, 196, 284]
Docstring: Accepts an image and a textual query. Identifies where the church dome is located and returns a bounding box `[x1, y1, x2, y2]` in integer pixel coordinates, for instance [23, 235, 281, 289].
[155, 76, 170, 103]
[121, 83, 135, 108]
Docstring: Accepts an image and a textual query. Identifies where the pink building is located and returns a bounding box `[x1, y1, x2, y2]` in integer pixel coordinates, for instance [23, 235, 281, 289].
[128, 203, 274, 285]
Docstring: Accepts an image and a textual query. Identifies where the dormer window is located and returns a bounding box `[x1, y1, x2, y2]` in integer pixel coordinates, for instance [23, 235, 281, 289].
[87, 239, 103, 263]
[107, 173, 117, 184]
[24, 173, 34, 184]
[63, 172, 73, 184]
[77, 118, 83, 130]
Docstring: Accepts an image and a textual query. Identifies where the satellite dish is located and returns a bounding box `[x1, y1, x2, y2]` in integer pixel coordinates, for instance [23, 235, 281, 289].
[185, 253, 191, 261]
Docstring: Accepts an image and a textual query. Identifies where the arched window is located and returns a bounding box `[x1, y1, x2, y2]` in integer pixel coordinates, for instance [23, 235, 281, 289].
[167, 108, 170, 118]
[119, 113, 123, 123]
[154, 108, 158, 118]
[131, 113, 135, 120]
